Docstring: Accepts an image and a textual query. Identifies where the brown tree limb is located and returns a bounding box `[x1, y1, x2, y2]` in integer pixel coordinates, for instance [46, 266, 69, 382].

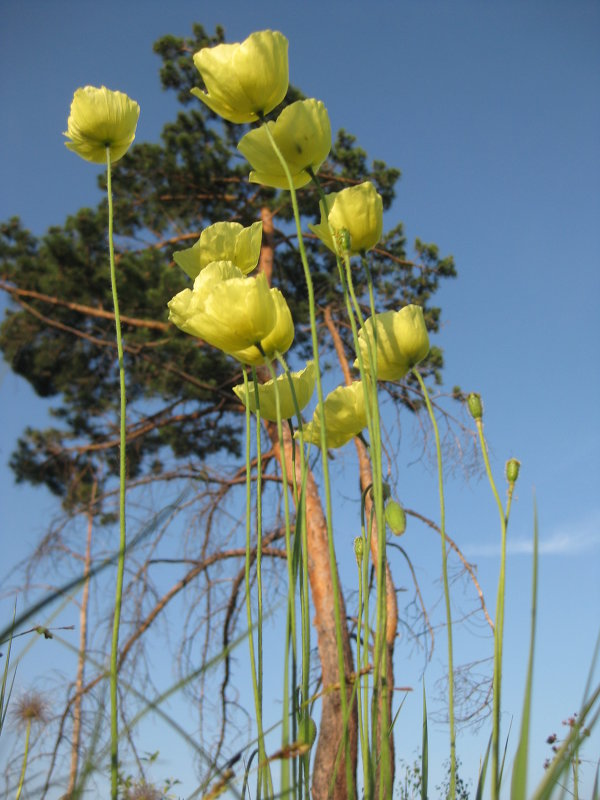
[0, 280, 169, 330]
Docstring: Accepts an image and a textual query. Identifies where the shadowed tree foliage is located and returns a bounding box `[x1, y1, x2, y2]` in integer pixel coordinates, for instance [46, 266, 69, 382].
[0, 22, 459, 798]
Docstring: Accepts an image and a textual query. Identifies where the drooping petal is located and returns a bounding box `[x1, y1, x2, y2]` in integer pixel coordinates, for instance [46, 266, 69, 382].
[301, 381, 367, 448]
[230, 287, 294, 365]
[233, 361, 315, 422]
[238, 99, 331, 189]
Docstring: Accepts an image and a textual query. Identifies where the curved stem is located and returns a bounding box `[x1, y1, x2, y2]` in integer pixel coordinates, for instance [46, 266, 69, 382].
[106, 147, 127, 800]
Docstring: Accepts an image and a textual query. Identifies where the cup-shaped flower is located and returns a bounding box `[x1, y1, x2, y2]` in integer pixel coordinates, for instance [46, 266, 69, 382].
[168, 261, 276, 353]
[309, 182, 383, 255]
[191, 30, 289, 124]
[301, 381, 367, 449]
[233, 361, 315, 422]
[238, 99, 331, 189]
[174, 221, 263, 280]
[64, 86, 140, 164]
[229, 287, 294, 365]
[354, 305, 430, 381]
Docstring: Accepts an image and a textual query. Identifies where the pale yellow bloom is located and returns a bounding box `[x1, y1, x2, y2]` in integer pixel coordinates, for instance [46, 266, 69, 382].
[168, 261, 276, 353]
[64, 86, 139, 164]
[229, 287, 294, 365]
[233, 362, 315, 422]
[354, 305, 430, 381]
[301, 381, 367, 449]
[173, 221, 263, 279]
[191, 30, 288, 124]
[238, 99, 331, 189]
[309, 182, 383, 255]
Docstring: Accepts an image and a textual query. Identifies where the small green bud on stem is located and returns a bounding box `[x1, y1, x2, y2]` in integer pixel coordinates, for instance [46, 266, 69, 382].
[353, 536, 364, 565]
[385, 500, 407, 536]
[467, 392, 483, 420]
[506, 458, 521, 484]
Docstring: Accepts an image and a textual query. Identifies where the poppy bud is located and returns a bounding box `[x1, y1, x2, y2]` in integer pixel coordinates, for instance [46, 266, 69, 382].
[506, 458, 521, 484]
[467, 392, 483, 420]
[354, 537, 364, 565]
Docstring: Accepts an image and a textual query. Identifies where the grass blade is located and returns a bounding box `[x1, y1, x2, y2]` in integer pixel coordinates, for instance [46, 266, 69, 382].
[510, 500, 539, 799]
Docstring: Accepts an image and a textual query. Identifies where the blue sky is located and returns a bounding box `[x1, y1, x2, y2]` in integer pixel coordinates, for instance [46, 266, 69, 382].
[1, 1, 599, 797]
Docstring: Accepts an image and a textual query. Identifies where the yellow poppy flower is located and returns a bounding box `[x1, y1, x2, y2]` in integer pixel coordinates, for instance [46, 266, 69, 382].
[301, 381, 367, 448]
[237, 99, 331, 189]
[173, 221, 263, 279]
[64, 86, 140, 164]
[191, 30, 289, 124]
[168, 261, 276, 353]
[309, 182, 383, 255]
[354, 305, 430, 381]
[233, 361, 315, 422]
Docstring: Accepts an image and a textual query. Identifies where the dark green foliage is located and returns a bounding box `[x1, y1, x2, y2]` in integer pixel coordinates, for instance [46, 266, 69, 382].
[0, 23, 455, 514]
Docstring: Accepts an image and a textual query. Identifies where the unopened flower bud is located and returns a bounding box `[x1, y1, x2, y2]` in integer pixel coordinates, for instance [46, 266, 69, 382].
[506, 458, 521, 484]
[467, 392, 483, 420]
[353, 537, 364, 564]
[385, 500, 406, 536]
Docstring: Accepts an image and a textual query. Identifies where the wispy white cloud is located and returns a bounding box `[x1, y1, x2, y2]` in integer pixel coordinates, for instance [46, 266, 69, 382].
[463, 510, 600, 557]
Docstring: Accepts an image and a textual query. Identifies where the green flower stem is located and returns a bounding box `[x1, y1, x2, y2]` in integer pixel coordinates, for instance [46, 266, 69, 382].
[413, 368, 456, 800]
[15, 720, 31, 800]
[242, 370, 271, 799]
[474, 417, 508, 800]
[106, 147, 127, 800]
[264, 360, 295, 798]
[261, 124, 353, 795]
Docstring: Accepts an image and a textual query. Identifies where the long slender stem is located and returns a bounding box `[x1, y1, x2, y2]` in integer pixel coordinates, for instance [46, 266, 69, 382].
[413, 369, 456, 800]
[475, 417, 508, 800]
[106, 147, 127, 800]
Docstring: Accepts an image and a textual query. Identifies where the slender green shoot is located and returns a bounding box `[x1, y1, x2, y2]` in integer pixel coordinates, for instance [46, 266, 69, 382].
[106, 146, 128, 800]
[475, 735, 492, 800]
